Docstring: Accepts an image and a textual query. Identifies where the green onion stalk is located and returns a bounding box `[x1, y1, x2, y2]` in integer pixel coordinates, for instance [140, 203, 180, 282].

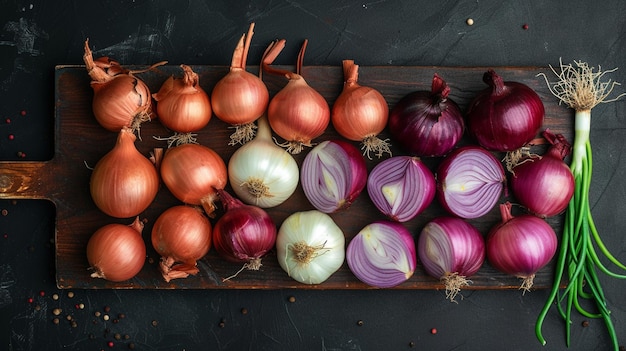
[535, 60, 626, 350]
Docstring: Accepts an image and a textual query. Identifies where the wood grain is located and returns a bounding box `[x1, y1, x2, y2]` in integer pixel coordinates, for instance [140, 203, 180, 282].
[0, 64, 572, 290]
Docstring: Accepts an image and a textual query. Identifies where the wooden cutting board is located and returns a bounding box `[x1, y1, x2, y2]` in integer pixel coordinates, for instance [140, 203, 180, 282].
[0, 64, 571, 289]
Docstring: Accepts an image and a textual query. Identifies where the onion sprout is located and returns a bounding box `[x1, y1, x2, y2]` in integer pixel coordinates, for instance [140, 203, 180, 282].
[535, 59, 626, 350]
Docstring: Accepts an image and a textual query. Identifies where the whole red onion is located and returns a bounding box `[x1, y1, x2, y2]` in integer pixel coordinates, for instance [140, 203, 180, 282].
[466, 69, 544, 152]
[418, 217, 485, 301]
[388, 73, 464, 157]
[510, 130, 574, 217]
[213, 189, 277, 275]
[486, 202, 557, 291]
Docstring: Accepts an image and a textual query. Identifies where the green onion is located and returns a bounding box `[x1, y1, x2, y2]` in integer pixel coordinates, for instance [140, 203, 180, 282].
[535, 60, 626, 350]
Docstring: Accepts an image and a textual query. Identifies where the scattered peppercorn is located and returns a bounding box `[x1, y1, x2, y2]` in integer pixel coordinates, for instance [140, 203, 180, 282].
[357, 320, 364, 326]
[52, 293, 59, 301]
[118, 313, 126, 319]
[27, 297, 33, 304]
[430, 328, 438, 334]
[1, 209, 8, 216]
[240, 308, 248, 315]
[104, 306, 111, 312]
[39, 291, 45, 297]
[52, 308, 62, 316]
[71, 321, 78, 328]
[151, 320, 158, 327]
[107, 341, 114, 348]
[66, 314, 72, 321]
[114, 333, 121, 340]
[522, 23, 529, 30]
[95, 311, 102, 317]
[466, 18, 474, 26]
[409, 341, 415, 347]
[582, 320, 590, 327]
[103, 314, 110, 321]
[34, 305, 41, 311]
[5, 118, 10, 124]
[52, 318, 60, 325]
[8, 134, 14, 140]
[20, 110, 26, 116]
[124, 335, 130, 340]
[288, 296, 296, 303]
[67, 291, 74, 298]
[128, 342, 135, 349]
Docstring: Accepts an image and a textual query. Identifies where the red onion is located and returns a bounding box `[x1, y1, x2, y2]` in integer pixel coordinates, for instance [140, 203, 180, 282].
[418, 217, 485, 301]
[436, 146, 506, 219]
[301, 140, 367, 213]
[151, 205, 212, 282]
[346, 221, 416, 288]
[510, 129, 574, 217]
[466, 69, 545, 152]
[486, 202, 557, 291]
[213, 189, 277, 278]
[388, 73, 464, 157]
[367, 156, 435, 222]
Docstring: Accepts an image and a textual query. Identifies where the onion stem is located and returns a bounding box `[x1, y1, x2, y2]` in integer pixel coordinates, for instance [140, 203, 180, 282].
[535, 60, 626, 350]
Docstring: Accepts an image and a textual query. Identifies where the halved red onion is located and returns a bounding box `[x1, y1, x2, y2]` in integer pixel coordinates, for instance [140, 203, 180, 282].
[388, 73, 464, 157]
[466, 69, 544, 152]
[436, 146, 506, 219]
[367, 156, 435, 222]
[346, 221, 417, 288]
[510, 129, 574, 217]
[418, 217, 485, 301]
[486, 202, 557, 291]
[301, 140, 367, 213]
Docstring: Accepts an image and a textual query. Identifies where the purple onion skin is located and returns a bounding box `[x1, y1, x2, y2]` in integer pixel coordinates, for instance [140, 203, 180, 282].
[346, 221, 417, 288]
[213, 189, 277, 264]
[418, 217, 485, 280]
[510, 130, 574, 217]
[466, 69, 544, 152]
[367, 156, 436, 222]
[301, 140, 367, 213]
[436, 146, 506, 219]
[388, 74, 464, 157]
[486, 203, 557, 278]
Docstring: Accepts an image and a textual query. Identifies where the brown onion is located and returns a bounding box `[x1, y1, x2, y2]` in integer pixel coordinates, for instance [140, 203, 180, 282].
[211, 23, 269, 145]
[83, 39, 160, 133]
[263, 39, 330, 154]
[151, 205, 212, 282]
[87, 216, 146, 282]
[90, 127, 160, 218]
[159, 143, 228, 216]
[153, 64, 212, 145]
[331, 60, 390, 159]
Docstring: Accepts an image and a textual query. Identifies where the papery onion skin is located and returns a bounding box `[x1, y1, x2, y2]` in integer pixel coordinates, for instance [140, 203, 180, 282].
[347, 221, 416, 288]
[160, 143, 228, 215]
[211, 23, 269, 144]
[466, 69, 545, 152]
[486, 202, 557, 290]
[153, 64, 212, 133]
[267, 77, 330, 152]
[331, 60, 390, 159]
[212, 189, 276, 269]
[436, 146, 506, 219]
[151, 205, 212, 282]
[228, 115, 299, 208]
[301, 140, 367, 213]
[418, 217, 485, 301]
[263, 39, 330, 154]
[276, 210, 345, 285]
[87, 216, 146, 282]
[367, 156, 435, 222]
[388, 73, 464, 157]
[510, 130, 574, 217]
[83, 39, 155, 132]
[90, 127, 159, 218]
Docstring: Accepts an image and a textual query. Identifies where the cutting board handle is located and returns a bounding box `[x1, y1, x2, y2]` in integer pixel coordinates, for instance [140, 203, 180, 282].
[0, 161, 56, 200]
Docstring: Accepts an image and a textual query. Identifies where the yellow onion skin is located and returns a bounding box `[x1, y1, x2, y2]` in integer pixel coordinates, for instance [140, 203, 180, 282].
[90, 74, 154, 132]
[211, 69, 269, 126]
[87, 216, 146, 282]
[268, 77, 330, 148]
[160, 143, 228, 215]
[90, 128, 159, 218]
[153, 65, 212, 133]
[151, 205, 212, 282]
